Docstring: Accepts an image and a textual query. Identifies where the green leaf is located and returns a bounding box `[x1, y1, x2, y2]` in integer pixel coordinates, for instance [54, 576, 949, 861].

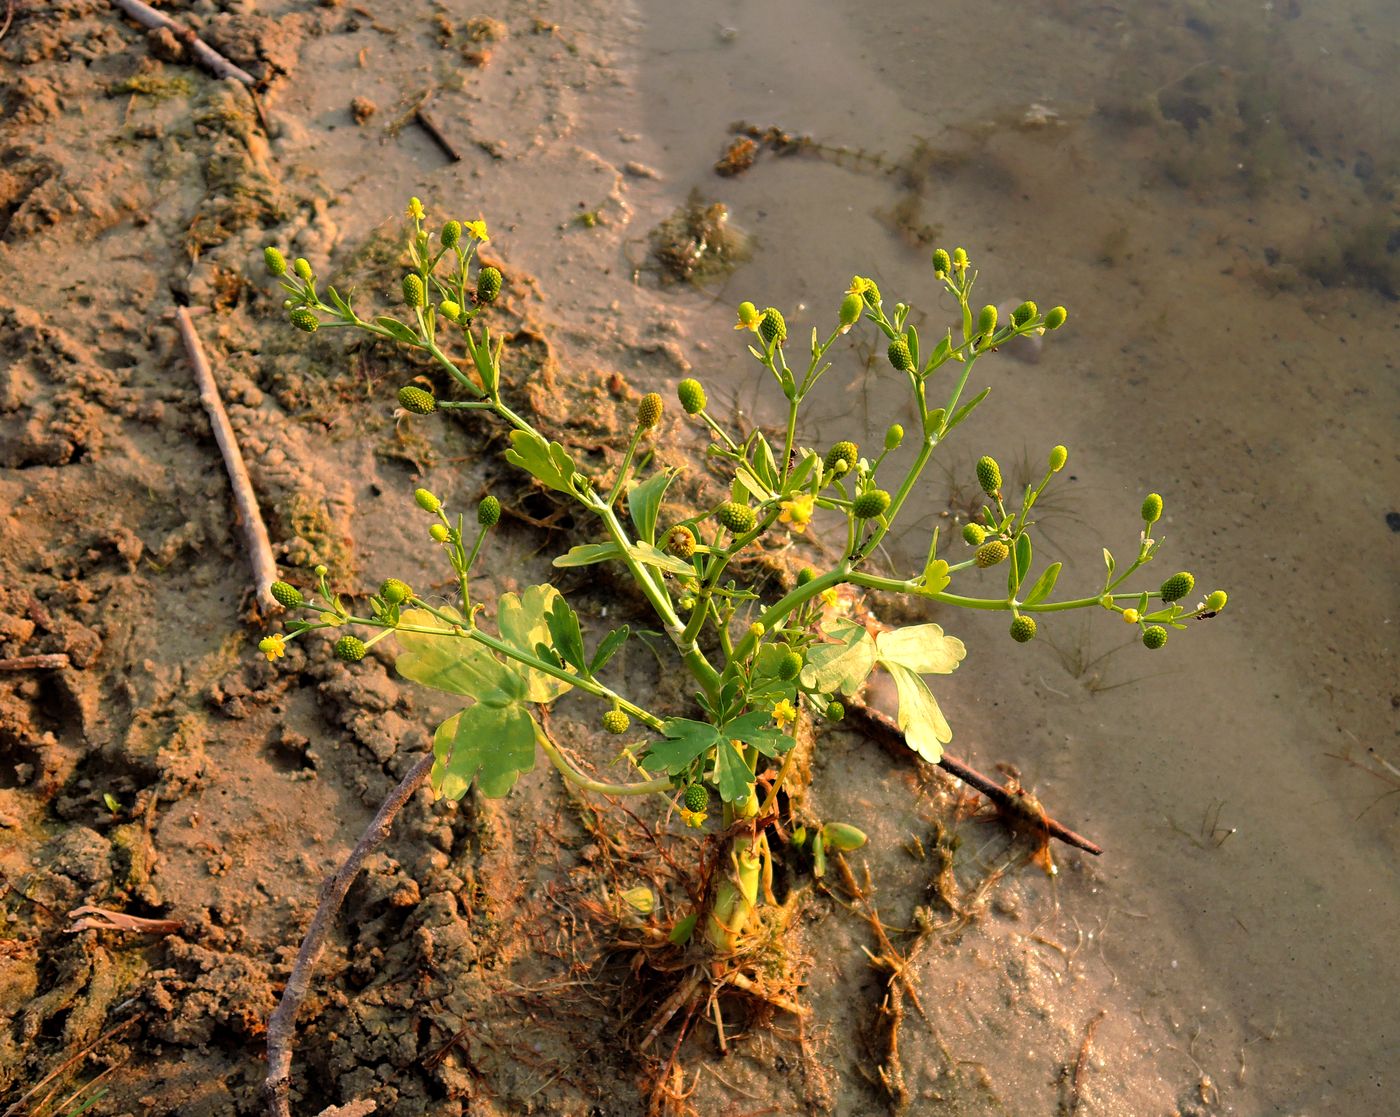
[787, 450, 818, 494]
[588, 625, 629, 675]
[747, 644, 797, 706]
[944, 387, 991, 434]
[630, 541, 697, 577]
[875, 624, 966, 675]
[749, 432, 778, 490]
[504, 428, 577, 493]
[917, 557, 950, 597]
[375, 316, 420, 345]
[668, 913, 698, 945]
[641, 718, 720, 776]
[1023, 561, 1062, 606]
[545, 596, 587, 674]
[326, 285, 354, 318]
[883, 662, 952, 763]
[724, 709, 793, 758]
[431, 702, 537, 799]
[628, 469, 675, 546]
[1103, 548, 1116, 579]
[926, 333, 953, 371]
[713, 736, 755, 804]
[1009, 532, 1032, 596]
[906, 324, 920, 369]
[396, 607, 525, 705]
[554, 542, 623, 568]
[800, 617, 877, 697]
[497, 585, 574, 703]
[465, 324, 499, 397]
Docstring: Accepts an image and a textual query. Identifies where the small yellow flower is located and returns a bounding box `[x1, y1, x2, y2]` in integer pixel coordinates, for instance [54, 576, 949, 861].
[772, 699, 798, 731]
[778, 492, 815, 534]
[464, 218, 489, 243]
[1122, 608, 1140, 624]
[679, 807, 708, 829]
[406, 197, 425, 221]
[819, 586, 840, 609]
[259, 634, 286, 662]
[734, 300, 759, 331]
[846, 276, 874, 298]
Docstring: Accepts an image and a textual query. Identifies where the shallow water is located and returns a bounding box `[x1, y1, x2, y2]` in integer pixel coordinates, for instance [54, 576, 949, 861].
[633, 1, 1399, 1112]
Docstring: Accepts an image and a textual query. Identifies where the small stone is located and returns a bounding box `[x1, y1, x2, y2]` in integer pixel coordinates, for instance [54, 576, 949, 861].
[350, 96, 377, 125]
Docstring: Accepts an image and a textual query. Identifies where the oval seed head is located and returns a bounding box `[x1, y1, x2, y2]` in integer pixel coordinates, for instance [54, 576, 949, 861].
[1049, 444, 1068, 473]
[334, 635, 367, 662]
[758, 306, 787, 347]
[976, 540, 1010, 568]
[962, 522, 986, 546]
[976, 455, 1002, 495]
[666, 525, 696, 558]
[402, 273, 426, 308]
[715, 501, 757, 535]
[677, 377, 707, 415]
[777, 651, 803, 680]
[440, 219, 462, 248]
[263, 246, 288, 276]
[825, 441, 859, 474]
[477, 495, 502, 527]
[887, 337, 914, 371]
[1205, 590, 1228, 612]
[884, 424, 904, 451]
[380, 578, 413, 605]
[636, 392, 663, 430]
[852, 489, 892, 520]
[1009, 615, 1037, 643]
[294, 257, 314, 281]
[822, 823, 868, 852]
[398, 385, 436, 414]
[1160, 571, 1195, 603]
[859, 278, 882, 308]
[289, 308, 319, 333]
[683, 782, 709, 812]
[825, 700, 845, 722]
[314, 564, 329, 577]
[429, 523, 450, 542]
[1142, 625, 1168, 650]
[1011, 300, 1038, 327]
[977, 304, 998, 337]
[270, 581, 304, 608]
[440, 299, 461, 321]
[797, 567, 816, 586]
[736, 301, 760, 329]
[601, 709, 630, 735]
[477, 265, 502, 303]
[839, 291, 863, 328]
[414, 488, 441, 513]
[1044, 306, 1068, 330]
[1141, 493, 1163, 524]
[932, 248, 952, 278]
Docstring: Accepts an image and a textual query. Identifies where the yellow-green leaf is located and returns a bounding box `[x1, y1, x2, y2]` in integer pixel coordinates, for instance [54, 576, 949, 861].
[396, 607, 525, 706]
[496, 585, 573, 703]
[884, 662, 952, 763]
[875, 624, 966, 675]
[431, 702, 537, 799]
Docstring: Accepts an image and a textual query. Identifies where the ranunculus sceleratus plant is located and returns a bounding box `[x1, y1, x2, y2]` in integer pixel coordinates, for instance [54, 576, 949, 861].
[257, 199, 1226, 965]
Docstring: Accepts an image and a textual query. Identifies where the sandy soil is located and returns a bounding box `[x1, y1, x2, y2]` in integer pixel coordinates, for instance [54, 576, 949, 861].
[2, 1, 1396, 1116]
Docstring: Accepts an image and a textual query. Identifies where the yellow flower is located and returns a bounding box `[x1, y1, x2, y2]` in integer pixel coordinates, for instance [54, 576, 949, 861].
[778, 493, 815, 534]
[819, 586, 839, 609]
[464, 218, 489, 243]
[1122, 608, 1140, 624]
[259, 634, 286, 662]
[734, 300, 759, 331]
[679, 807, 708, 829]
[846, 276, 874, 298]
[406, 197, 425, 221]
[772, 698, 798, 731]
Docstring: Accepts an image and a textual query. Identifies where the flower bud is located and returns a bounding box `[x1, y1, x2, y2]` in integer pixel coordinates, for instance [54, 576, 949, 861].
[758, 306, 786, 347]
[962, 523, 986, 546]
[264, 246, 287, 276]
[1011, 300, 1038, 327]
[884, 424, 904, 451]
[294, 257, 314, 281]
[824, 701, 844, 722]
[887, 337, 914, 371]
[380, 578, 413, 605]
[398, 385, 436, 414]
[977, 304, 998, 337]
[976, 455, 1002, 495]
[824, 441, 859, 474]
[1204, 590, 1228, 612]
[666, 526, 696, 558]
[1044, 306, 1068, 329]
[414, 488, 441, 512]
[402, 273, 426, 308]
[839, 292, 862, 329]
[477, 266, 502, 303]
[677, 378, 706, 415]
[1142, 625, 1168, 650]
[1048, 445, 1068, 472]
[1123, 608, 1140, 624]
[852, 490, 891, 519]
[270, 581, 304, 608]
[1160, 571, 1195, 603]
[822, 822, 868, 852]
[429, 523, 450, 542]
[1009, 615, 1037, 643]
[602, 709, 630, 734]
[441, 219, 462, 248]
[976, 540, 1009, 568]
[748, 622, 765, 639]
[636, 392, 663, 430]
[715, 501, 757, 535]
[932, 248, 952, 278]
[478, 495, 501, 527]
[1141, 493, 1163, 523]
[289, 308, 319, 333]
[797, 567, 816, 586]
[736, 301, 760, 329]
[334, 635, 366, 662]
[952, 247, 969, 273]
[440, 300, 461, 321]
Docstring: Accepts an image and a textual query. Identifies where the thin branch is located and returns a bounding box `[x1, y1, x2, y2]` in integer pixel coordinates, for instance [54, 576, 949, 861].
[415, 103, 461, 162]
[846, 703, 1103, 856]
[263, 752, 434, 1117]
[65, 906, 182, 935]
[109, 0, 258, 85]
[0, 654, 71, 671]
[176, 307, 278, 610]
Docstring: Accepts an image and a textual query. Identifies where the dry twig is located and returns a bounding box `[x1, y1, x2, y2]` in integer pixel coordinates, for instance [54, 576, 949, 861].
[109, 0, 258, 85]
[176, 307, 278, 610]
[1068, 1008, 1106, 1114]
[415, 103, 462, 162]
[0, 653, 71, 671]
[66, 906, 182, 935]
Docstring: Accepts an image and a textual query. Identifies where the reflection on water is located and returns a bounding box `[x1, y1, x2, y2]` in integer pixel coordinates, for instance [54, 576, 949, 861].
[636, 0, 1398, 1111]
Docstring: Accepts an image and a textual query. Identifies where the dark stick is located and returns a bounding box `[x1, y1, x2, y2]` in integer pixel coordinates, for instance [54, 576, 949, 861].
[847, 703, 1103, 856]
[263, 752, 434, 1117]
[415, 106, 461, 162]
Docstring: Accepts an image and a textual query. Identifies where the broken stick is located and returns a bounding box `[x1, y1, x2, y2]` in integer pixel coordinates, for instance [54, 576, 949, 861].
[175, 306, 278, 610]
[415, 104, 462, 162]
[0, 654, 71, 672]
[109, 0, 258, 86]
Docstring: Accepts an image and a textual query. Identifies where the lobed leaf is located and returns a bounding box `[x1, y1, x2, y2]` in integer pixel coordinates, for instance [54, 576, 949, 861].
[875, 623, 966, 676]
[800, 617, 877, 697]
[497, 585, 573, 703]
[431, 702, 537, 800]
[884, 662, 952, 763]
[396, 607, 525, 705]
[504, 428, 577, 493]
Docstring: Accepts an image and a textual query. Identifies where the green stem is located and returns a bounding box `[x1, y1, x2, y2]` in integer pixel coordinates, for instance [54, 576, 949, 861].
[536, 728, 672, 797]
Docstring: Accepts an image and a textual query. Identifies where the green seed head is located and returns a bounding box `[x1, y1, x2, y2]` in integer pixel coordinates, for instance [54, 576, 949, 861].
[1009, 615, 1037, 643]
[736, 301, 760, 329]
[429, 523, 450, 543]
[677, 378, 707, 415]
[380, 578, 413, 605]
[952, 247, 969, 273]
[1049, 445, 1068, 473]
[478, 495, 501, 527]
[440, 300, 461, 321]
[932, 248, 952, 278]
[1011, 300, 1038, 328]
[825, 441, 859, 474]
[976, 455, 1002, 495]
[1160, 571, 1195, 603]
[402, 273, 426, 308]
[1142, 625, 1168, 650]
[887, 337, 914, 371]
[715, 501, 757, 535]
[441, 219, 462, 248]
[263, 246, 287, 276]
[1141, 493, 1163, 524]
[777, 651, 803, 681]
[962, 523, 987, 546]
[289, 308, 319, 333]
[977, 304, 998, 337]
[1044, 306, 1068, 330]
[601, 709, 630, 735]
[825, 700, 845, 722]
[796, 567, 816, 586]
[758, 306, 787, 347]
[477, 266, 502, 303]
[884, 424, 904, 451]
[414, 488, 441, 513]
[334, 635, 366, 662]
[859, 279, 882, 308]
[294, 257, 314, 281]
[636, 392, 663, 430]
[398, 385, 437, 414]
[666, 525, 696, 558]
[976, 540, 1009, 568]
[1205, 590, 1228, 612]
[839, 291, 863, 328]
[852, 489, 892, 520]
[270, 581, 304, 608]
[683, 783, 708, 812]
